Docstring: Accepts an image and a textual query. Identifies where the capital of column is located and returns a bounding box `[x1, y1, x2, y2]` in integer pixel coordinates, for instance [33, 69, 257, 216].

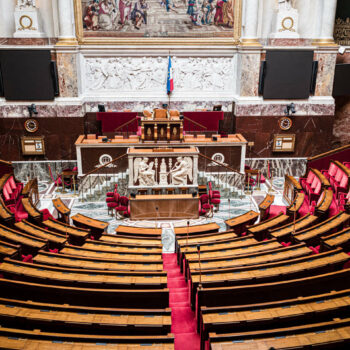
[313, 0, 338, 47]
[241, 0, 261, 46]
[57, 0, 78, 46]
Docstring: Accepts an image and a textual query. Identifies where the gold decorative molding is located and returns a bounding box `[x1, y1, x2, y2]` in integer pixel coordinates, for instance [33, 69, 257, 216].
[56, 37, 79, 46]
[312, 38, 338, 47]
[240, 38, 262, 47]
[73, 0, 242, 46]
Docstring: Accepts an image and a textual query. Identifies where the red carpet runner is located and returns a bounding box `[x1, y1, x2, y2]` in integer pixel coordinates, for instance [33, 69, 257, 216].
[163, 253, 201, 350]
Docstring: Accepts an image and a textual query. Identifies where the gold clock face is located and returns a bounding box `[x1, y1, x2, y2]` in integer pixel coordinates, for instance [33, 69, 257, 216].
[279, 117, 292, 131]
[24, 119, 39, 133]
[19, 15, 33, 30]
[281, 16, 294, 31]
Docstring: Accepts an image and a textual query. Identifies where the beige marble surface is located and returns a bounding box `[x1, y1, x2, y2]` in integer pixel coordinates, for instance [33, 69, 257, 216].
[56, 52, 79, 98]
[315, 52, 337, 96]
[239, 53, 261, 97]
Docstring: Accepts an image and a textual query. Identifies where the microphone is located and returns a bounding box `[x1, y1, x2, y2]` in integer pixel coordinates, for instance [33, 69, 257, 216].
[197, 244, 202, 288]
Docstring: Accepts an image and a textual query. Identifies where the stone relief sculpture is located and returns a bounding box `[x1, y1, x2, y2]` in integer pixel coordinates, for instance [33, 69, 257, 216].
[84, 56, 235, 93]
[134, 157, 156, 186]
[17, 0, 36, 8]
[170, 157, 193, 185]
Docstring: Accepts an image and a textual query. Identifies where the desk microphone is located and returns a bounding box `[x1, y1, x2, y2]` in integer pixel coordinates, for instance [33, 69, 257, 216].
[197, 244, 202, 288]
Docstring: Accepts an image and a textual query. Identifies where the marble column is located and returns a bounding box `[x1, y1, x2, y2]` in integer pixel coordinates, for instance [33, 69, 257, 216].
[0, 0, 15, 37]
[317, 0, 338, 45]
[241, 0, 260, 46]
[57, 0, 77, 45]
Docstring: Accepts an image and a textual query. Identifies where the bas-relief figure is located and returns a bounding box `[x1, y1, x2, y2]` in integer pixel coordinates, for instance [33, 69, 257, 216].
[81, 0, 235, 37]
[84, 56, 235, 93]
[169, 156, 193, 185]
[134, 157, 156, 185]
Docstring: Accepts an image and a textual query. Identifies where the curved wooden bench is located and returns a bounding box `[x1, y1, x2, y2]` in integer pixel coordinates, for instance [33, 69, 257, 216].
[268, 213, 318, 242]
[202, 289, 350, 348]
[21, 197, 42, 222]
[0, 278, 169, 309]
[314, 189, 333, 217]
[15, 220, 66, 248]
[0, 298, 172, 336]
[321, 227, 350, 251]
[224, 210, 259, 234]
[101, 233, 161, 247]
[258, 194, 275, 220]
[0, 240, 20, 260]
[71, 213, 108, 240]
[247, 212, 290, 241]
[209, 318, 350, 350]
[60, 245, 163, 262]
[286, 191, 305, 216]
[0, 258, 167, 290]
[34, 250, 164, 271]
[42, 217, 89, 245]
[52, 197, 70, 223]
[293, 211, 350, 245]
[0, 223, 47, 255]
[190, 249, 348, 308]
[0, 197, 14, 225]
[0, 327, 174, 348]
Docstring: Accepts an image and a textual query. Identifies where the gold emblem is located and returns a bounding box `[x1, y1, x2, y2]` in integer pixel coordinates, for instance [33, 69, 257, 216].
[278, 117, 292, 131]
[279, 17, 295, 32]
[19, 15, 35, 31]
[24, 119, 39, 133]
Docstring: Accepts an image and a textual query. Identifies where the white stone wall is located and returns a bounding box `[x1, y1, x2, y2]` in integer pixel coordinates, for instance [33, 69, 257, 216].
[0, 0, 58, 38]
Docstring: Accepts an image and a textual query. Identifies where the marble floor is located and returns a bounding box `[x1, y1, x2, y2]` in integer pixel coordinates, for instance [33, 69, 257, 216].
[38, 177, 287, 234]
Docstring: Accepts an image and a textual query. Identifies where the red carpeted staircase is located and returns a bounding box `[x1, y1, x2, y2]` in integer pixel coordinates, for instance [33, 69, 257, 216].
[163, 253, 200, 350]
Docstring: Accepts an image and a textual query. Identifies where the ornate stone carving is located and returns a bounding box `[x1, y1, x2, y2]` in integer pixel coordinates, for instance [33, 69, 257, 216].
[169, 157, 193, 186]
[83, 56, 235, 94]
[159, 158, 168, 186]
[134, 157, 156, 186]
[17, 0, 36, 9]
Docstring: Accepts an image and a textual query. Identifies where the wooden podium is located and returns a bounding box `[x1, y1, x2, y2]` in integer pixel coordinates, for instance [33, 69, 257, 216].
[141, 118, 183, 142]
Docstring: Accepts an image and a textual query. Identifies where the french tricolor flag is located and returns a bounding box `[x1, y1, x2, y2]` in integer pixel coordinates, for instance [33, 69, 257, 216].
[167, 56, 174, 95]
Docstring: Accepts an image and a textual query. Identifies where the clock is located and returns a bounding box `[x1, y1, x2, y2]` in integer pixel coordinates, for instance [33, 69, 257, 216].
[24, 119, 39, 133]
[281, 16, 295, 32]
[278, 117, 292, 131]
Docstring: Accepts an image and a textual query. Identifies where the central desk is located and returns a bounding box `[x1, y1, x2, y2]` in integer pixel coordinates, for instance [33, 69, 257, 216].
[130, 194, 199, 220]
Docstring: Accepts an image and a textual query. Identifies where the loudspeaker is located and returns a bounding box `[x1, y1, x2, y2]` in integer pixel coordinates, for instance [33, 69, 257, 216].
[50, 61, 59, 96]
[0, 64, 3, 97]
[212, 136, 218, 141]
[192, 191, 198, 197]
[98, 104, 106, 112]
[310, 61, 318, 95]
[258, 61, 266, 95]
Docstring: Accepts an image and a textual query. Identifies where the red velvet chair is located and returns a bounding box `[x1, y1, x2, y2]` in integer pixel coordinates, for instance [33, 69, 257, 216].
[116, 196, 129, 218]
[200, 194, 213, 216]
[106, 192, 120, 216]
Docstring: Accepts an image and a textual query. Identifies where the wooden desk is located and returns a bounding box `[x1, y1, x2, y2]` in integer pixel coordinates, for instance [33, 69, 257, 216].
[21, 197, 42, 222]
[43, 218, 89, 245]
[283, 174, 302, 205]
[315, 189, 333, 217]
[174, 223, 219, 236]
[247, 213, 290, 241]
[130, 194, 199, 220]
[225, 211, 259, 233]
[116, 226, 162, 237]
[0, 240, 19, 260]
[52, 197, 71, 223]
[258, 194, 275, 219]
[61, 170, 78, 194]
[0, 197, 14, 225]
[286, 191, 305, 216]
[321, 227, 350, 251]
[71, 213, 108, 240]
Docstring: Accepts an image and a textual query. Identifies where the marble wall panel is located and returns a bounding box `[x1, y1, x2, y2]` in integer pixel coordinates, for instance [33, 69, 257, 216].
[235, 103, 335, 117]
[333, 96, 350, 146]
[314, 52, 337, 97]
[239, 53, 261, 97]
[236, 115, 334, 158]
[56, 52, 79, 98]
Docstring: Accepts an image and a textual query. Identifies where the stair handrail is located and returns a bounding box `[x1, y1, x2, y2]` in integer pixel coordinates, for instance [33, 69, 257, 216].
[183, 116, 207, 130]
[114, 117, 139, 132]
[80, 153, 128, 181]
[307, 143, 350, 162]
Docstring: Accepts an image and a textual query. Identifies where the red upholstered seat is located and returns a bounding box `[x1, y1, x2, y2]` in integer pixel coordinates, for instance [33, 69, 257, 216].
[210, 198, 221, 205]
[41, 208, 53, 221]
[116, 196, 129, 217]
[22, 254, 33, 263]
[107, 202, 118, 208]
[106, 192, 114, 197]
